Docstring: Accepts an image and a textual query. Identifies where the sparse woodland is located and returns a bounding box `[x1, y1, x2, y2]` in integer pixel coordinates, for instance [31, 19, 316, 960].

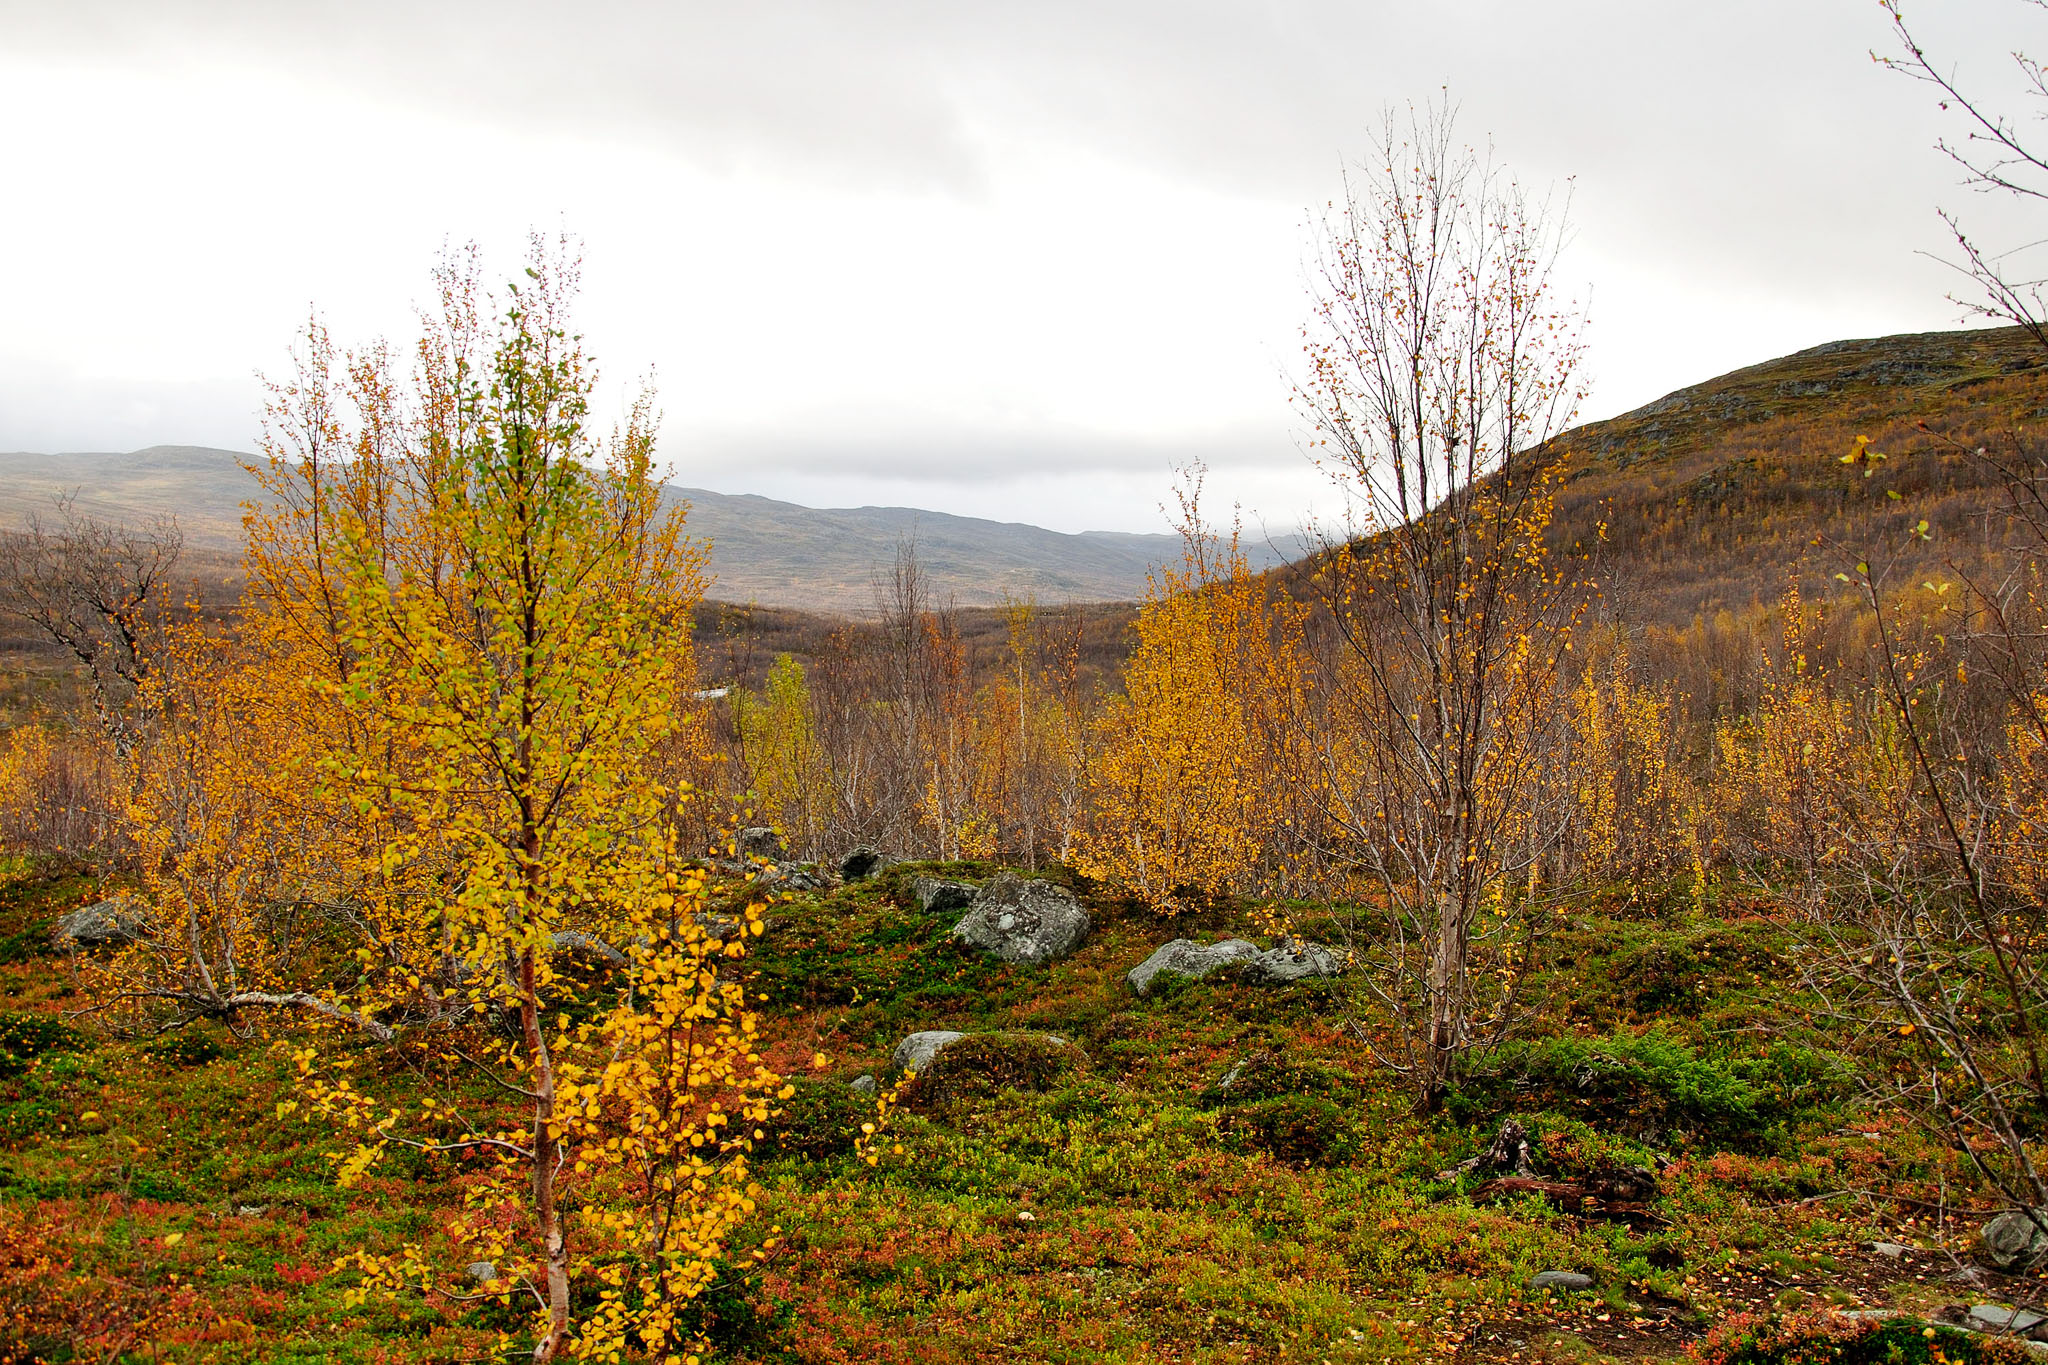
[8, 23, 2048, 1365]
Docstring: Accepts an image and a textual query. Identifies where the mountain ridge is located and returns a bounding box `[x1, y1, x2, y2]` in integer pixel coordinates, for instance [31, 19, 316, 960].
[0, 447, 1283, 613]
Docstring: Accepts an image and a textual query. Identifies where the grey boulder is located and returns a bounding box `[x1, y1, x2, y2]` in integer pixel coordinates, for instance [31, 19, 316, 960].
[736, 826, 788, 862]
[1127, 938, 1259, 996]
[841, 846, 896, 881]
[53, 897, 148, 946]
[913, 876, 979, 914]
[776, 864, 834, 892]
[550, 931, 627, 966]
[1982, 1209, 2048, 1271]
[892, 1030, 967, 1074]
[1248, 938, 1345, 984]
[951, 873, 1090, 964]
[849, 1074, 878, 1096]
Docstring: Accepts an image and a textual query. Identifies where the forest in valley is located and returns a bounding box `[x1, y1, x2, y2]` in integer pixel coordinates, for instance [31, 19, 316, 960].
[9, 13, 2048, 1365]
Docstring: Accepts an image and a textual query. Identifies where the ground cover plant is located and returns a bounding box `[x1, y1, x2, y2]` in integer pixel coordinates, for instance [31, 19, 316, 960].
[3, 850, 2046, 1362]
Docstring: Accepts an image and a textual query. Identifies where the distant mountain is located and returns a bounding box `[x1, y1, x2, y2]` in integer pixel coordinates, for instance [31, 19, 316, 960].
[0, 446, 1280, 613]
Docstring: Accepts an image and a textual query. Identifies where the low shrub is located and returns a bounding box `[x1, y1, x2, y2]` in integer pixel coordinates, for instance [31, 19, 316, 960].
[1216, 1094, 1358, 1166]
[899, 1032, 1087, 1109]
[1196, 1051, 1350, 1108]
[140, 1028, 226, 1069]
[1454, 1025, 1824, 1147]
[1687, 1311, 2033, 1364]
[758, 1078, 871, 1161]
[0, 1013, 86, 1081]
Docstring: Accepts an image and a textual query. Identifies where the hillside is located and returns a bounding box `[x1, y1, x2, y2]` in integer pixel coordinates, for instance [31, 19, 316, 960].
[0, 448, 1275, 614]
[1546, 325, 2048, 623]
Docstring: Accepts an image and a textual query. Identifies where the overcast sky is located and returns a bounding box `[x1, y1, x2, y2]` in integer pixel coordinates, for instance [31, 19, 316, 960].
[0, 0, 2036, 535]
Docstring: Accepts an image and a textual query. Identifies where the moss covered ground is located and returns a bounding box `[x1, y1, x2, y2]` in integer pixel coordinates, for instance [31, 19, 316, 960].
[0, 855, 2041, 1363]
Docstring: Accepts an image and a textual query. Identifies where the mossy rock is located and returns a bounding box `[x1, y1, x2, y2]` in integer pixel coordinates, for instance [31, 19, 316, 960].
[899, 1031, 1088, 1109]
[1197, 1050, 1350, 1108]
[1216, 1093, 1359, 1167]
[758, 1078, 871, 1161]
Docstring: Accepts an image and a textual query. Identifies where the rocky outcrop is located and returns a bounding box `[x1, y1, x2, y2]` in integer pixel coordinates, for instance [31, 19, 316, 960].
[950, 874, 1090, 964]
[841, 847, 896, 881]
[752, 862, 833, 892]
[1126, 938, 1258, 996]
[549, 931, 627, 966]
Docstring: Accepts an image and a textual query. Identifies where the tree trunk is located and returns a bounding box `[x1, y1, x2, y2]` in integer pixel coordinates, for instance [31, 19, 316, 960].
[1419, 888, 1465, 1114]
[520, 948, 571, 1362]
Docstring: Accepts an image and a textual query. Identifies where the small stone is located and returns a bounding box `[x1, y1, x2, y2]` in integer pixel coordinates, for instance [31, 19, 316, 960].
[891, 1030, 967, 1074]
[1969, 1303, 2048, 1336]
[234, 1204, 269, 1218]
[1016, 1210, 1036, 1223]
[849, 1074, 877, 1096]
[1527, 1271, 1595, 1292]
[466, 1261, 498, 1284]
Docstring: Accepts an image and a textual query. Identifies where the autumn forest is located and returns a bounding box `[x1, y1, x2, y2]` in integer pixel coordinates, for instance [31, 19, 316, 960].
[6, 13, 2048, 1365]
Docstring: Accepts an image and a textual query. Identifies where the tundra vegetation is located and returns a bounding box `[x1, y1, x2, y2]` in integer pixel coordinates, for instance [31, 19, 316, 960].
[8, 69, 2048, 1365]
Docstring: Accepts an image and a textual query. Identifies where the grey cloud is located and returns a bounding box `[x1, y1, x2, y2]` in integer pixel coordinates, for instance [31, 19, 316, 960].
[7, 0, 2030, 295]
[667, 415, 1295, 482]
